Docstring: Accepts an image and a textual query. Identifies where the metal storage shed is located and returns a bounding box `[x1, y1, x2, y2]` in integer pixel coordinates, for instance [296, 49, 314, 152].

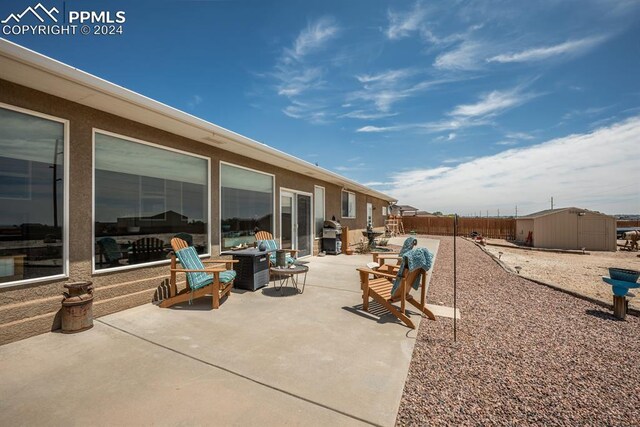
[515, 207, 617, 251]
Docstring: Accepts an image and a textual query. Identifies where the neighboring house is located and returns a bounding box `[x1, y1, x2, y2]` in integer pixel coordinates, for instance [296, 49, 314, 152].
[515, 207, 616, 251]
[0, 39, 396, 344]
[390, 205, 419, 217]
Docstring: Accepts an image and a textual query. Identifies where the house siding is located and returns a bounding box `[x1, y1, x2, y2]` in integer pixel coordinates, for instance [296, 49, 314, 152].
[0, 79, 390, 344]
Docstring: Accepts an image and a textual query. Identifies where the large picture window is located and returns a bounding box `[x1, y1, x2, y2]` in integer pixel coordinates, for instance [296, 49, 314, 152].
[220, 163, 274, 250]
[341, 191, 356, 218]
[0, 105, 66, 285]
[94, 132, 209, 271]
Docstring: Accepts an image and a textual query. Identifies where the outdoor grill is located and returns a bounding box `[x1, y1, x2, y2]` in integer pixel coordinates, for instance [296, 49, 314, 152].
[322, 220, 342, 255]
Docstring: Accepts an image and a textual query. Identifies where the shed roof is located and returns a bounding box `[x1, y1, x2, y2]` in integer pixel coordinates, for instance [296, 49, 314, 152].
[0, 39, 396, 203]
[518, 207, 612, 220]
[394, 205, 420, 211]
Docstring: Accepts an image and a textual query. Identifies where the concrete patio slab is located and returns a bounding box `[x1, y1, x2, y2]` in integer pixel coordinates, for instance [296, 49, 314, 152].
[0, 238, 441, 427]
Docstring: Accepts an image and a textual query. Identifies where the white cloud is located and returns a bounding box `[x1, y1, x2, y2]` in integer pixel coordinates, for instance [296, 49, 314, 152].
[187, 94, 203, 109]
[505, 131, 534, 140]
[334, 163, 368, 172]
[487, 36, 606, 63]
[450, 86, 539, 118]
[379, 116, 640, 214]
[434, 40, 487, 70]
[340, 110, 398, 120]
[286, 17, 339, 61]
[442, 155, 473, 164]
[348, 71, 454, 113]
[561, 105, 613, 121]
[356, 125, 402, 133]
[276, 67, 324, 97]
[495, 140, 520, 146]
[356, 117, 488, 134]
[385, 2, 428, 40]
[355, 85, 536, 134]
[355, 69, 416, 84]
[271, 17, 340, 123]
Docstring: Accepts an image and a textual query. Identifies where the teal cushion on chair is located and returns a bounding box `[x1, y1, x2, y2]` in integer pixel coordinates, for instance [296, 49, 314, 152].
[175, 247, 236, 290]
[257, 239, 296, 265]
[219, 270, 237, 284]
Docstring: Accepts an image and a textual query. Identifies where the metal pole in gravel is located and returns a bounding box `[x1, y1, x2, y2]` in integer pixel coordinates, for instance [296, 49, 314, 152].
[454, 214, 457, 342]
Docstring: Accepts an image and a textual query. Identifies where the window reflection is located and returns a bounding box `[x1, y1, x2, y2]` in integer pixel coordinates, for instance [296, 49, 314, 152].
[220, 164, 273, 249]
[94, 133, 208, 270]
[314, 186, 325, 238]
[0, 107, 65, 284]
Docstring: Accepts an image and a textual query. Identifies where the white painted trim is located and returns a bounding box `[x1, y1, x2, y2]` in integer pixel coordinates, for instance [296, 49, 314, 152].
[279, 189, 294, 251]
[0, 274, 68, 289]
[0, 39, 396, 204]
[341, 190, 357, 219]
[91, 129, 211, 274]
[0, 102, 69, 289]
[219, 161, 276, 252]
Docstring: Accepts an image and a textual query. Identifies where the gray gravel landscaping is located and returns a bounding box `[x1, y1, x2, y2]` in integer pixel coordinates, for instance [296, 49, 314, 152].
[397, 236, 640, 426]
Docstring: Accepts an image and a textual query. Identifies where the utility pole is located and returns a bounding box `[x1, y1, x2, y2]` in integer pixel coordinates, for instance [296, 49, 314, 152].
[550, 197, 554, 210]
[486, 210, 489, 218]
[497, 208, 500, 218]
[515, 205, 518, 218]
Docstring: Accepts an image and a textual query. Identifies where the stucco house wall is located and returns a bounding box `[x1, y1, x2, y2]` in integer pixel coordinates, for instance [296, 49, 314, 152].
[0, 79, 391, 344]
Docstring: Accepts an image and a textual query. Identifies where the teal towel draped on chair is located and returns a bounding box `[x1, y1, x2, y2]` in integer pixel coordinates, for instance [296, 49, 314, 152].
[392, 247, 434, 294]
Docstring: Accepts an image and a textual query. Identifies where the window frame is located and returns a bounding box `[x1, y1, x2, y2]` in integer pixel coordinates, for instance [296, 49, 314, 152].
[218, 161, 275, 251]
[313, 185, 325, 239]
[91, 128, 211, 274]
[341, 190, 356, 219]
[0, 102, 70, 289]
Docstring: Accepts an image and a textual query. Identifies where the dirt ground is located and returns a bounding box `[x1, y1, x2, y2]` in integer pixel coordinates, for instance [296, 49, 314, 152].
[483, 239, 640, 309]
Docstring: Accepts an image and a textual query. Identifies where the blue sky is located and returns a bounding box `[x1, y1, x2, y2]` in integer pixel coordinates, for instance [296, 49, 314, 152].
[2, 0, 639, 215]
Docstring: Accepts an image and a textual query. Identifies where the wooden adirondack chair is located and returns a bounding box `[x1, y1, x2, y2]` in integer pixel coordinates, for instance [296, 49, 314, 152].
[357, 256, 436, 329]
[254, 230, 298, 266]
[96, 237, 123, 267]
[130, 237, 166, 264]
[159, 238, 238, 309]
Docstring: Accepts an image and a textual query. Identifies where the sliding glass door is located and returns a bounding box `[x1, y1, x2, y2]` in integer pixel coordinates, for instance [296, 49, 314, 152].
[280, 190, 312, 257]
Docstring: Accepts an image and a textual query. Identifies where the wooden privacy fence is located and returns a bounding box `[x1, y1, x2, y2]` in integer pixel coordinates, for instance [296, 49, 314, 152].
[401, 216, 516, 239]
[398, 217, 637, 240]
[617, 220, 640, 228]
